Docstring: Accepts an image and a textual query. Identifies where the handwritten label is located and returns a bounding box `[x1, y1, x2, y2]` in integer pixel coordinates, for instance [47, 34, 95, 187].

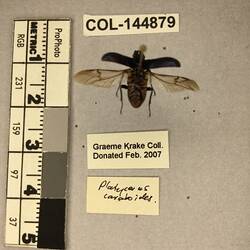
[86, 177, 159, 215]
[83, 14, 179, 36]
[87, 131, 169, 169]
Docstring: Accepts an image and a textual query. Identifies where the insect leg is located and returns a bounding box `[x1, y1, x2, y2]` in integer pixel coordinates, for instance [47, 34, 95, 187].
[119, 85, 128, 114]
[116, 73, 125, 97]
[148, 89, 154, 117]
[119, 84, 123, 114]
[115, 85, 120, 97]
[116, 72, 127, 114]
[147, 73, 156, 116]
[114, 73, 125, 114]
[149, 73, 156, 96]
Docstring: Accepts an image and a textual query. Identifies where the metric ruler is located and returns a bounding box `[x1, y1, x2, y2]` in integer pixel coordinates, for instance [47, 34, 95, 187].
[5, 19, 71, 249]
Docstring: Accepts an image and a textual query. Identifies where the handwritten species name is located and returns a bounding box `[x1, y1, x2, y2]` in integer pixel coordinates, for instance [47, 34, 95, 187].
[98, 180, 153, 202]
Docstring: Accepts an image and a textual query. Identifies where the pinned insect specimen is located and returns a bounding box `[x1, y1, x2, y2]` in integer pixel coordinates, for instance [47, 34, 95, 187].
[74, 45, 199, 116]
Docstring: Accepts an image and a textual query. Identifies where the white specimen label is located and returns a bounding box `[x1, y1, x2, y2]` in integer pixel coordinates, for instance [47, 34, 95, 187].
[83, 14, 179, 36]
[87, 131, 169, 169]
[87, 176, 159, 215]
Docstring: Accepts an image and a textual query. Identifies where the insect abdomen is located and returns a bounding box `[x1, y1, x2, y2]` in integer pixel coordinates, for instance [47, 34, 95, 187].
[127, 71, 148, 108]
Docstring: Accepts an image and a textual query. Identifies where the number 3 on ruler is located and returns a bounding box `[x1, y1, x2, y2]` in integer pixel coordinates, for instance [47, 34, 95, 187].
[25, 139, 40, 150]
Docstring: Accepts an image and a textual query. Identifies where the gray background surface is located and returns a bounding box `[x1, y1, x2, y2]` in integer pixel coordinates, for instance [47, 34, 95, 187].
[0, 1, 250, 250]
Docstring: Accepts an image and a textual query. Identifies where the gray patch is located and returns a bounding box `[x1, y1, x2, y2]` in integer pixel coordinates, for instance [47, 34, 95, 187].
[43, 108, 68, 152]
[41, 152, 67, 198]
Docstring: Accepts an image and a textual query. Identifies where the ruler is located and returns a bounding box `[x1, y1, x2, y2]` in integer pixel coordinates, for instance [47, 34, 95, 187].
[5, 19, 71, 249]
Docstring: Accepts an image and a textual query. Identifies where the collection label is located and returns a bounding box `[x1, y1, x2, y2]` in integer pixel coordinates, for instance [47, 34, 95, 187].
[87, 131, 169, 169]
[86, 177, 159, 215]
[83, 14, 179, 36]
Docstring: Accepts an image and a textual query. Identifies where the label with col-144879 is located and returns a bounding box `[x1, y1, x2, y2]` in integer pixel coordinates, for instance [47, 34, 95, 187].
[83, 14, 179, 36]
[87, 131, 169, 169]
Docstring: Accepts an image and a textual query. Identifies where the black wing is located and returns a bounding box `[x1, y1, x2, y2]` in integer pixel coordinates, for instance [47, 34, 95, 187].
[102, 52, 135, 68]
[144, 57, 181, 69]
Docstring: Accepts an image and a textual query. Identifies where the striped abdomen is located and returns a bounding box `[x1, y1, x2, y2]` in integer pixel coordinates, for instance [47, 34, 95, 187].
[127, 70, 148, 108]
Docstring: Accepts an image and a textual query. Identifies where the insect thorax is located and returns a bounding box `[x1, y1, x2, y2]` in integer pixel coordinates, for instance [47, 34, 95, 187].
[128, 69, 148, 85]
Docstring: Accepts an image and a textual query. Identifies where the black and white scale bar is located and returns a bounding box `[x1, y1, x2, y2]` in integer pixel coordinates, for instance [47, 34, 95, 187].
[6, 19, 70, 249]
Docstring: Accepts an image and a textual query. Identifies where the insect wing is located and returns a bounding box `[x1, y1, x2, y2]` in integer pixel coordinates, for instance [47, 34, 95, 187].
[150, 72, 199, 92]
[144, 57, 181, 69]
[102, 52, 135, 68]
[74, 69, 126, 87]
